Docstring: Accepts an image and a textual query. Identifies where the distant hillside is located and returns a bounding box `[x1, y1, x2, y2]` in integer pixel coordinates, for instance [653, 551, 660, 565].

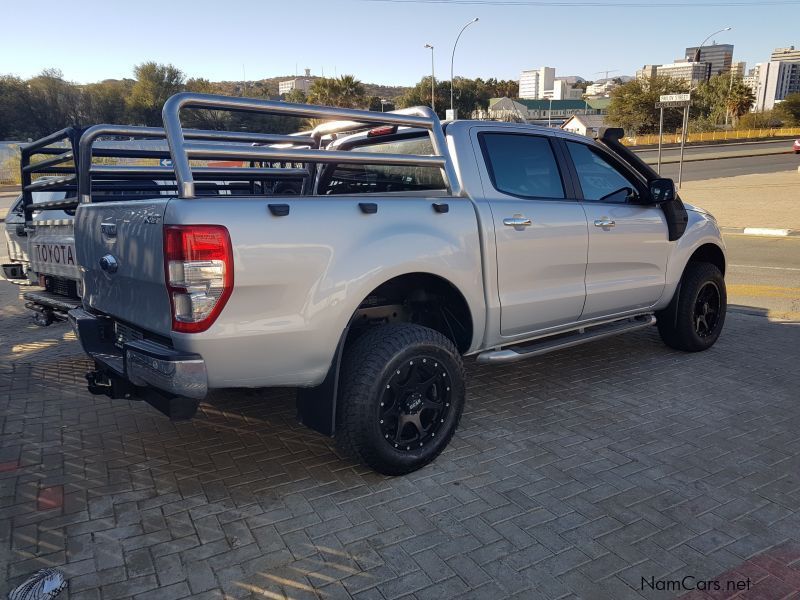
[215, 76, 409, 100]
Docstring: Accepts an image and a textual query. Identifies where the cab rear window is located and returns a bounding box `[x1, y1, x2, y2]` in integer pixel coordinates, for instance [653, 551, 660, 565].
[320, 136, 445, 195]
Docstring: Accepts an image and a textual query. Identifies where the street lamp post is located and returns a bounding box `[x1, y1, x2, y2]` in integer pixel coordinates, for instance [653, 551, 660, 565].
[548, 97, 553, 127]
[678, 26, 732, 187]
[450, 17, 479, 119]
[424, 44, 435, 112]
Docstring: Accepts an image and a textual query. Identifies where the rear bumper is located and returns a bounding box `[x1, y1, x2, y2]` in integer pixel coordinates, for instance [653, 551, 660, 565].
[68, 308, 208, 400]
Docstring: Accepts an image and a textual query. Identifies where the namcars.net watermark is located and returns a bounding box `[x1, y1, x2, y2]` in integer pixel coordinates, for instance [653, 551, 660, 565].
[642, 575, 752, 593]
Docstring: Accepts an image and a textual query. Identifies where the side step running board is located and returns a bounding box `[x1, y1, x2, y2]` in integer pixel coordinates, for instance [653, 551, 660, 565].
[476, 314, 656, 365]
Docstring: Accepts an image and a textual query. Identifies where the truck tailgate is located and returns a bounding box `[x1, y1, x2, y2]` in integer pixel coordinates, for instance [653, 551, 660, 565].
[29, 220, 79, 280]
[75, 199, 173, 336]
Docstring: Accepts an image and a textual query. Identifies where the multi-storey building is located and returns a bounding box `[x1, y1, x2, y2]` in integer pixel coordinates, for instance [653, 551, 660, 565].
[655, 61, 709, 86]
[753, 60, 800, 111]
[636, 65, 659, 80]
[279, 69, 312, 96]
[519, 67, 555, 99]
[771, 46, 800, 62]
[683, 43, 734, 77]
[585, 80, 617, 97]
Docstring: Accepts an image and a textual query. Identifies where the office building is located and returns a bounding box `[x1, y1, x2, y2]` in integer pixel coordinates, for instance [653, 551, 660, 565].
[771, 46, 800, 62]
[279, 69, 312, 95]
[684, 43, 734, 77]
[636, 65, 659, 80]
[653, 61, 709, 86]
[546, 80, 584, 100]
[754, 60, 800, 111]
[519, 67, 555, 99]
[743, 64, 760, 94]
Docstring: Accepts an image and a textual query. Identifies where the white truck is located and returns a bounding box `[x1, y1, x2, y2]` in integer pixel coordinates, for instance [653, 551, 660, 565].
[3, 133, 173, 324]
[61, 93, 726, 475]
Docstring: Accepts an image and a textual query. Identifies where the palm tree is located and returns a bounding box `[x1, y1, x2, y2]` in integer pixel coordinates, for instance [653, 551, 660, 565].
[333, 75, 366, 108]
[308, 75, 366, 108]
[726, 81, 755, 126]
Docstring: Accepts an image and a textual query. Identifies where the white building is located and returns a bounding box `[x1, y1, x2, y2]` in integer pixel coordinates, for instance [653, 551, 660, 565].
[279, 69, 312, 95]
[585, 80, 617, 97]
[654, 61, 709, 86]
[561, 114, 607, 137]
[636, 65, 659, 80]
[743, 64, 760, 94]
[753, 60, 800, 111]
[519, 67, 555, 99]
[544, 79, 583, 100]
[771, 46, 800, 62]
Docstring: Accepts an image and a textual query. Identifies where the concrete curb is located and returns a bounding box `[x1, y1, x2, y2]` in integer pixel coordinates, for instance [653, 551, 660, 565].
[720, 226, 800, 237]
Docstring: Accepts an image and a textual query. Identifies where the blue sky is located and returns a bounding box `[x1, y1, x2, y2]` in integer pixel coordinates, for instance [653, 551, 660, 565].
[0, 0, 796, 85]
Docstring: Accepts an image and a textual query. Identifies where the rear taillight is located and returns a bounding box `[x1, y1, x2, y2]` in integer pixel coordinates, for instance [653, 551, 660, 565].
[164, 225, 233, 333]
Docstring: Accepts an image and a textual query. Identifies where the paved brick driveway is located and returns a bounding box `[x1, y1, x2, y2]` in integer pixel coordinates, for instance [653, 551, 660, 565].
[1, 281, 799, 600]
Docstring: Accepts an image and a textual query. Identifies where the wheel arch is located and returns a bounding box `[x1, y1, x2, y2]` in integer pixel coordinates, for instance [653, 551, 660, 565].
[687, 242, 726, 276]
[296, 270, 475, 438]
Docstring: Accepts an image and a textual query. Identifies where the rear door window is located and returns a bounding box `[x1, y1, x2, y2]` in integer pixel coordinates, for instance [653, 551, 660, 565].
[479, 133, 565, 200]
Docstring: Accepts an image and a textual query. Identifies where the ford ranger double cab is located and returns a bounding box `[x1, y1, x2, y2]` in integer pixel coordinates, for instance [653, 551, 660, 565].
[61, 93, 726, 475]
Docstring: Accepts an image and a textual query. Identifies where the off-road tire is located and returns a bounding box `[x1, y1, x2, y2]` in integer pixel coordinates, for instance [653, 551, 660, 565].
[336, 323, 465, 475]
[657, 261, 726, 352]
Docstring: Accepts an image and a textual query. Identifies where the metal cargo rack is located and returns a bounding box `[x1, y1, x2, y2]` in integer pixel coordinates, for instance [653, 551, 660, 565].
[19, 92, 460, 224]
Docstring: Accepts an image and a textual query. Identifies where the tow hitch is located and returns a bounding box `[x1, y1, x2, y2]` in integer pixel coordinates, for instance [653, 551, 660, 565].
[85, 367, 199, 420]
[86, 369, 135, 399]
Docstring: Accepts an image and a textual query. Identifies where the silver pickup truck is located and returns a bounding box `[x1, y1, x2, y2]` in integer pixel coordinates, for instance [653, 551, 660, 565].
[66, 93, 726, 475]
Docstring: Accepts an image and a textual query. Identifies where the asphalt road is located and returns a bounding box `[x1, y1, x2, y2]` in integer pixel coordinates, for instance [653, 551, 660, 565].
[634, 138, 794, 160]
[658, 152, 800, 181]
[724, 233, 800, 321]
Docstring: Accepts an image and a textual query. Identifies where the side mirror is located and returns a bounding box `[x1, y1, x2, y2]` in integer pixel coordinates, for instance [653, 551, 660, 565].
[649, 178, 676, 204]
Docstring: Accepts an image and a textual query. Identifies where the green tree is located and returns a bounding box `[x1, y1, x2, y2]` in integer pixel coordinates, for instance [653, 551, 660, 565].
[82, 79, 132, 124]
[127, 62, 185, 126]
[334, 75, 366, 108]
[776, 92, 800, 125]
[283, 88, 307, 104]
[308, 75, 366, 108]
[27, 69, 83, 137]
[182, 78, 229, 130]
[228, 86, 299, 134]
[607, 75, 689, 134]
[692, 72, 754, 127]
[0, 75, 34, 139]
[307, 77, 337, 106]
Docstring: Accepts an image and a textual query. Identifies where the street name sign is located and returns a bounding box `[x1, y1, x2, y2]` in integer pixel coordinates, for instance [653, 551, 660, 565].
[660, 93, 691, 102]
[655, 100, 691, 108]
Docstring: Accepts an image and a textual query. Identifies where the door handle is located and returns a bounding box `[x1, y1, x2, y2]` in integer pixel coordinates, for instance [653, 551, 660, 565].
[503, 216, 532, 228]
[594, 218, 616, 228]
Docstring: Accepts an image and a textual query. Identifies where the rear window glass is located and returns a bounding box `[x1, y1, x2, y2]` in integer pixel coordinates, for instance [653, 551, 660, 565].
[320, 136, 445, 195]
[480, 133, 565, 200]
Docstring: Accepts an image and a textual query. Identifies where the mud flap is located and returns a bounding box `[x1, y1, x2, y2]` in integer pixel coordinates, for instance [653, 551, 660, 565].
[296, 319, 353, 437]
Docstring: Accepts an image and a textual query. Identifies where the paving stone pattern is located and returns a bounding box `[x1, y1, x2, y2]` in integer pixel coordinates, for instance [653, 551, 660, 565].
[1, 282, 800, 599]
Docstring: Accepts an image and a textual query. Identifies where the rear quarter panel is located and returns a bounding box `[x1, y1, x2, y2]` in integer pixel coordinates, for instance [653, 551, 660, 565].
[166, 195, 485, 388]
